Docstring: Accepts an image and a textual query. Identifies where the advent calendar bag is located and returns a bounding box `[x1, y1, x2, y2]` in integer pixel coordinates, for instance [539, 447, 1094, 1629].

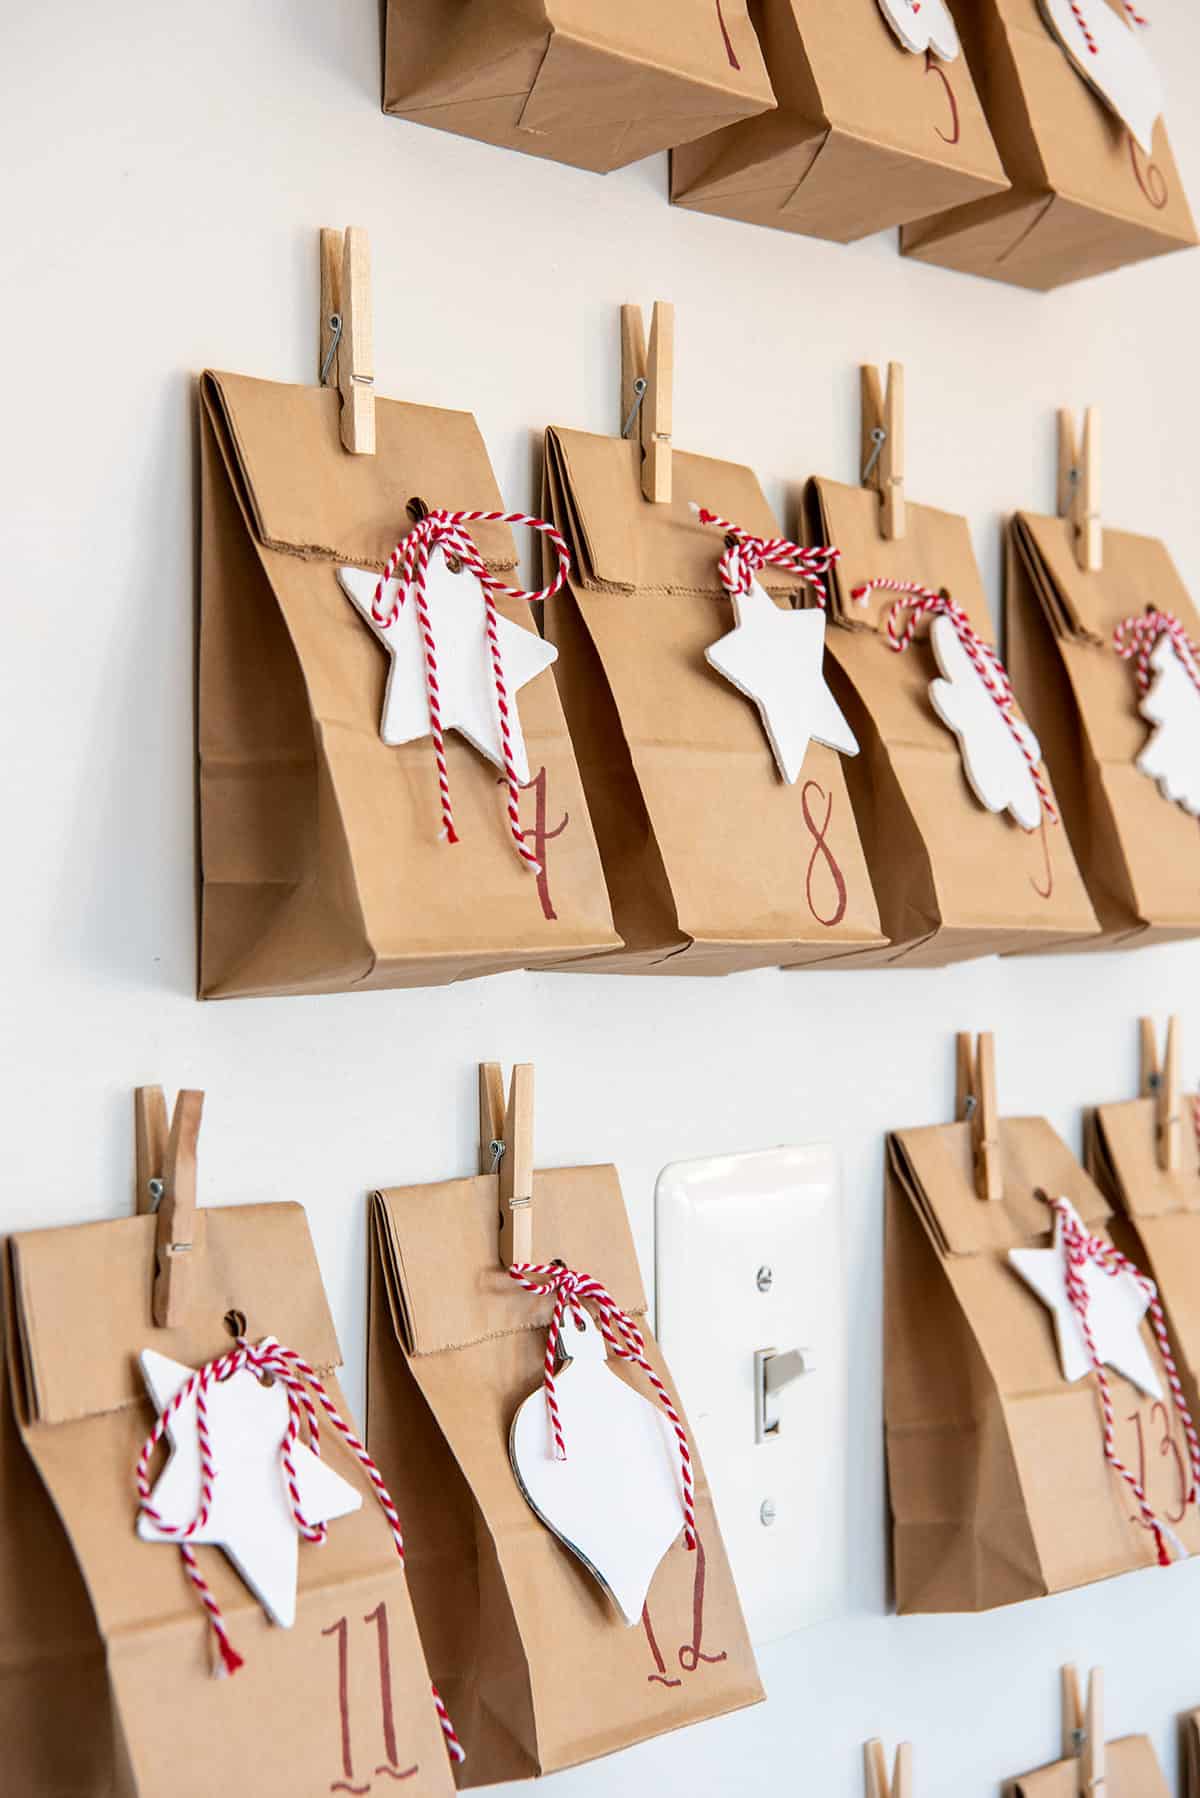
[6, 1204, 456, 1798]
[0, 1258, 116, 1797]
[902, 0, 1196, 288]
[540, 429, 884, 972]
[383, 0, 775, 175]
[887, 1076, 1200, 1613]
[1006, 513, 1200, 948]
[367, 1156, 761, 1784]
[199, 371, 618, 998]
[803, 479, 1096, 965]
[671, 0, 1008, 242]
[1186, 1709, 1200, 1795]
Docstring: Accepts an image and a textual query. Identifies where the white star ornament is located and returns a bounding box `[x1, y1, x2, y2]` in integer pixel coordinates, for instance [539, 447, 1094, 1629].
[1136, 635, 1200, 815]
[876, 0, 960, 60]
[1008, 1202, 1163, 1400]
[1038, 0, 1163, 153]
[338, 550, 557, 784]
[705, 577, 859, 784]
[926, 614, 1043, 831]
[137, 1349, 362, 1628]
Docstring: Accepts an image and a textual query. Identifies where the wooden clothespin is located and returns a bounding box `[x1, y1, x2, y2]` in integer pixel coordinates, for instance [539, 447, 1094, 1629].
[864, 1739, 913, 1798]
[319, 226, 375, 456]
[861, 361, 905, 540]
[1062, 1665, 1106, 1797]
[134, 1085, 204, 1329]
[1057, 407, 1101, 574]
[1139, 1016, 1181, 1173]
[480, 1063, 534, 1268]
[956, 1031, 1002, 1202]
[620, 301, 673, 505]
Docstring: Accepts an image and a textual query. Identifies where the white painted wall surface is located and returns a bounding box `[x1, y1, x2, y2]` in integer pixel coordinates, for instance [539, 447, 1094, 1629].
[5, 4, 1200, 1792]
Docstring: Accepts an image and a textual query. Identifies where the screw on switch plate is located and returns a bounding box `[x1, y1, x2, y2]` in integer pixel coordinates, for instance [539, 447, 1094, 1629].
[756, 1265, 773, 1292]
[759, 1499, 777, 1527]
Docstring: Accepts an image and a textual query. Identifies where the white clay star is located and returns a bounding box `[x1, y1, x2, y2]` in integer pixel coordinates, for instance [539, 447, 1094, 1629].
[338, 550, 557, 783]
[705, 577, 859, 784]
[1008, 1202, 1163, 1400]
[137, 1349, 362, 1627]
[927, 614, 1044, 830]
[1136, 635, 1200, 815]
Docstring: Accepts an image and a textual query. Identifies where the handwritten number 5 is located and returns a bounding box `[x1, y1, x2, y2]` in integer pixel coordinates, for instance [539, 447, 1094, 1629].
[924, 49, 960, 146]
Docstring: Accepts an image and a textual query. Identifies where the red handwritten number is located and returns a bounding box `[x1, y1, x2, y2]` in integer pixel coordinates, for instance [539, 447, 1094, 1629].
[1030, 815, 1054, 900]
[511, 766, 568, 922]
[1129, 134, 1168, 210]
[641, 1535, 728, 1686]
[924, 49, 960, 146]
[715, 1, 740, 69]
[1126, 1403, 1188, 1529]
[323, 1606, 418, 1793]
[800, 781, 848, 928]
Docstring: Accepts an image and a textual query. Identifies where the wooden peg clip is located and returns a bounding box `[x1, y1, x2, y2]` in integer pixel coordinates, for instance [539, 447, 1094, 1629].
[319, 226, 375, 456]
[864, 1739, 913, 1798]
[134, 1085, 205, 1329]
[1062, 1665, 1106, 1797]
[1139, 1016, 1182, 1173]
[620, 301, 673, 505]
[1057, 407, 1101, 573]
[861, 361, 905, 540]
[956, 1031, 1002, 1202]
[480, 1063, 534, 1267]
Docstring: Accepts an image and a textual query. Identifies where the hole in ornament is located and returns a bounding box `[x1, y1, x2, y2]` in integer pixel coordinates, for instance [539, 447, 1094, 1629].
[572, 1313, 586, 1332]
[259, 1371, 276, 1388]
[407, 496, 430, 523]
[224, 1309, 247, 1339]
[445, 554, 463, 574]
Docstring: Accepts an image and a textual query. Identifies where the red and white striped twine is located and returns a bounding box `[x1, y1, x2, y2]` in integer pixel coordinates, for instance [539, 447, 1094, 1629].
[1045, 1195, 1198, 1566]
[135, 1335, 465, 1766]
[693, 505, 844, 612]
[507, 1261, 697, 1553]
[855, 577, 1059, 830]
[371, 509, 571, 875]
[1113, 609, 1200, 699]
[1067, 0, 1148, 55]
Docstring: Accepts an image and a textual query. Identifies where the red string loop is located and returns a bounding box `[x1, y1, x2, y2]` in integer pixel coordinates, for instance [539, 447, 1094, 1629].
[1113, 609, 1200, 699]
[507, 1261, 697, 1553]
[135, 1336, 465, 1765]
[371, 509, 571, 873]
[854, 576, 1059, 829]
[694, 505, 841, 611]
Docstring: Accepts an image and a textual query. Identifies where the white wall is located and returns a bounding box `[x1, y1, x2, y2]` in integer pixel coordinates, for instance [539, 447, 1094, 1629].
[6, 3, 1200, 1793]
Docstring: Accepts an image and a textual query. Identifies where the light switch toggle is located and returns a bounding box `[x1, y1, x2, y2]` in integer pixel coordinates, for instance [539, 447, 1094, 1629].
[754, 1346, 814, 1443]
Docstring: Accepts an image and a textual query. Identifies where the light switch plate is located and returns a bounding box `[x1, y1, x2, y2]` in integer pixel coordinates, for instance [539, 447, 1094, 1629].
[654, 1145, 846, 1645]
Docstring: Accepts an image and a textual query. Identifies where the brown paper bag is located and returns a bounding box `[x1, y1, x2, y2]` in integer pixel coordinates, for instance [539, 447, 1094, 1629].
[886, 1105, 1200, 1612]
[1006, 512, 1200, 949]
[802, 479, 1097, 965]
[199, 371, 618, 998]
[902, 0, 1197, 289]
[1184, 1708, 1200, 1795]
[1005, 1736, 1169, 1796]
[0, 1246, 117, 1798]
[1088, 1084, 1200, 1427]
[539, 428, 885, 972]
[671, 0, 1008, 241]
[367, 1158, 761, 1784]
[383, 0, 776, 175]
[6, 1204, 455, 1798]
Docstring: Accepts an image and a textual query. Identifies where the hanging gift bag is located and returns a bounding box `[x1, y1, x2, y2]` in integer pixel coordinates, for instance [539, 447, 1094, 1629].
[382, 0, 776, 175]
[803, 442, 1096, 965]
[671, 0, 1008, 243]
[199, 360, 618, 998]
[1006, 500, 1200, 948]
[366, 1064, 760, 1785]
[887, 1033, 1200, 1614]
[538, 318, 883, 973]
[6, 1088, 458, 1798]
[902, 0, 1196, 288]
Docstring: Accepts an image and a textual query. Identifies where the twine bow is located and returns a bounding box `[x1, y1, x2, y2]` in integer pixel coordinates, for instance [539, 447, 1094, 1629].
[1113, 608, 1200, 699]
[1041, 1194, 1199, 1566]
[371, 508, 571, 874]
[507, 1261, 697, 1552]
[693, 505, 842, 610]
[853, 576, 1059, 829]
[135, 1334, 465, 1765]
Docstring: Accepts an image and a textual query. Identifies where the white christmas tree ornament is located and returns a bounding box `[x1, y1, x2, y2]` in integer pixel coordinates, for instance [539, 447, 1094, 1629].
[927, 614, 1044, 830]
[1037, 0, 1163, 153]
[876, 0, 960, 60]
[1135, 634, 1200, 815]
[338, 551, 557, 782]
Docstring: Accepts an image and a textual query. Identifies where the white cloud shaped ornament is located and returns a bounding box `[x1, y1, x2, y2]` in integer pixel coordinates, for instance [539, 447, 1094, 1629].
[1037, 0, 1164, 153]
[927, 614, 1044, 831]
[876, 0, 960, 60]
[1136, 634, 1200, 815]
